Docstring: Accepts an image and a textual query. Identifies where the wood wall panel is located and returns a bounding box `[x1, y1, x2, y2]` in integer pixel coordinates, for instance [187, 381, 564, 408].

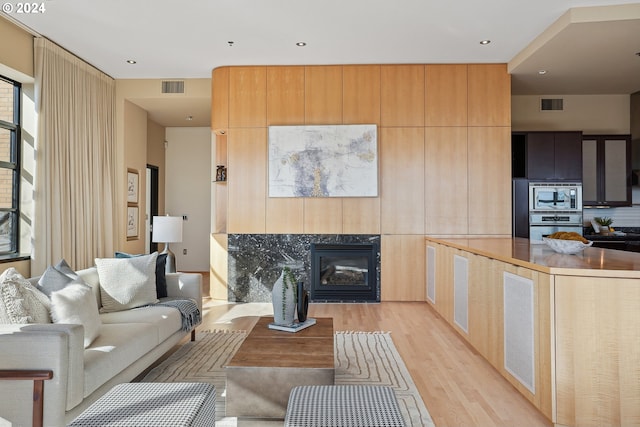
[425, 127, 468, 234]
[211, 67, 229, 132]
[468, 64, 510, 127]
[381, 65, 425, 127]
[267, 66, 305, 125]
[342, 197, 381, 234]
[305, 66, 343, 124]
[213, 133, 227, 233]
[303, 198, 343, 234]
[468, 126, 511, 235]
[228, 66, 267, 128]
[227, 128, 267, 233]
[210, 233, 228, 300]
[343, 65, 381, 124]
[380, 127, 425, 234]
[381, 235, 425, 301]
[266, 197, 304, 233]
[425, 64, 467, 126]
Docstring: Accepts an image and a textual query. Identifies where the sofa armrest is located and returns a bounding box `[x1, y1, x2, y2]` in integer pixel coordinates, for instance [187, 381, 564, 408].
[0, 323, 85, 427]
[165, 272, 203, 313]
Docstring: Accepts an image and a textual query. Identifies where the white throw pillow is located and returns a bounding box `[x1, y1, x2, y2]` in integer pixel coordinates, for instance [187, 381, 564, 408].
[50, 282, 101, 348]
[95, 252, 158, 313]
[0, 267, 51, 324]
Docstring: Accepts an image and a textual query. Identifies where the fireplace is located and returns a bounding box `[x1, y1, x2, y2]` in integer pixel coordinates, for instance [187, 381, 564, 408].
[310, 243, 379, 302]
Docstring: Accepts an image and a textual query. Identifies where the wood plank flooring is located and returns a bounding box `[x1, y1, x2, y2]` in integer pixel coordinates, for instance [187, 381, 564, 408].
[198, 296, 553, 427]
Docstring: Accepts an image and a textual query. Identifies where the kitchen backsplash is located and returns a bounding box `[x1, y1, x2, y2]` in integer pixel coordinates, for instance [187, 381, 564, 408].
[583, 186, 640, 227]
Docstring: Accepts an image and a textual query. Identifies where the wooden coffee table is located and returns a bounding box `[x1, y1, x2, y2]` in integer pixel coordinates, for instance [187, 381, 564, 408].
[225, 316, 335, 418]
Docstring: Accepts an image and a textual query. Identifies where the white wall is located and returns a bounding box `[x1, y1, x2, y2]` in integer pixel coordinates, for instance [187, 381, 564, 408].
[164, 127, 211, 271]
[512, 94, 630, 134]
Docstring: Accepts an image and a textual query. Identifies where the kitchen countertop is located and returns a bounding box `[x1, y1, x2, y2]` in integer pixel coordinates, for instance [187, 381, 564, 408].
[425, 236, 640, 278]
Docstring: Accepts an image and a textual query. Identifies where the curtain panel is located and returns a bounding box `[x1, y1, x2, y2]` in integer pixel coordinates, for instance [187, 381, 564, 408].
[33, 37, 117, 273]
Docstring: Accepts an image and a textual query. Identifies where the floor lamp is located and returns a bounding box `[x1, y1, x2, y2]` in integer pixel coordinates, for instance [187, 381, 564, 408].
[152, 216, 183, 273]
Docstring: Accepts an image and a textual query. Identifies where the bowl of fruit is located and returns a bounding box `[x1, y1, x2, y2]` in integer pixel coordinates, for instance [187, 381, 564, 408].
[543, 232, 593, 254]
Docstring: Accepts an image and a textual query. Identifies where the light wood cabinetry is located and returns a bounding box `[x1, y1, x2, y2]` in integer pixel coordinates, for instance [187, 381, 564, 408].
[468, 64, 510, 127]
[343, 65, 381, 124]
[380, 127, 425, 235]
[266, 66, 305, 125]
[211, 67, 229, 132]
[304, 66, 343, 124]
[425, 64, 467, 126]
[227, 128, 267, 233]
[380, 65, 424, 127]
[582, 134, 632, 207]
[468, 127, 512, 235]
[228, 67, 267, 128]
[425, 127, 468, 234]
[425, 239, 553, 421]
[382, 235, 425, 301]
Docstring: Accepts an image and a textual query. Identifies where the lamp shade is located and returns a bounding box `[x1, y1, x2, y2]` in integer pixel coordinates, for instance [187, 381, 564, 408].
[152, 216, 183, 243]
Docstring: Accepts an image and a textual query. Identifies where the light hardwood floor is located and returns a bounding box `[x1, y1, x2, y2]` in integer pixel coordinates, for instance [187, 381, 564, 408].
[197, 276, 552, 427]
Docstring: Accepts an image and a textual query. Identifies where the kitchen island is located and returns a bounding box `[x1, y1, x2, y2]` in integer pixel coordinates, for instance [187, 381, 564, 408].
[425, 236, 640, 427]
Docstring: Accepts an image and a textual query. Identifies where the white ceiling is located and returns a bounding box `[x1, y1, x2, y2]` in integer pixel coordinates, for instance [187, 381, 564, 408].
[4, 0, 640, 127]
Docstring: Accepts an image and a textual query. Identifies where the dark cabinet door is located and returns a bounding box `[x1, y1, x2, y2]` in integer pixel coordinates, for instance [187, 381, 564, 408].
[553, 132, 583, 180]
[527, 133, 555, 180]
[526, 131, 582, 181]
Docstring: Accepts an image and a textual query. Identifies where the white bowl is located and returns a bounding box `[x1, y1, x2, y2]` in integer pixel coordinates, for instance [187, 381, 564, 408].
[543, 237, 593, 254]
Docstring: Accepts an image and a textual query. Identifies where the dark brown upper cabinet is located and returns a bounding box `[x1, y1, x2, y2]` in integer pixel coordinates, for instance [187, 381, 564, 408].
[512, 131, 583, 181]
[582, 134, 632, 207]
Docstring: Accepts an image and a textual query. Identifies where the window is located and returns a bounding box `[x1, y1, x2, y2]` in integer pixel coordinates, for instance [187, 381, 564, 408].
[0, 76, 20, 254]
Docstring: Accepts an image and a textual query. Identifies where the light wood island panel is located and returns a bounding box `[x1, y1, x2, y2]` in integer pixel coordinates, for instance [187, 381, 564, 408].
[426, 236, 640, 426]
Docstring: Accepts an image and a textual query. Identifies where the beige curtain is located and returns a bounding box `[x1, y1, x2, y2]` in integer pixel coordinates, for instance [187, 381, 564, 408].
[32, 37, 117, 273]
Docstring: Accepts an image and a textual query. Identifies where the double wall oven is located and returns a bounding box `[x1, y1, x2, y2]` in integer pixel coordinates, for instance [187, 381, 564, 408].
[528, 182, 583, 241]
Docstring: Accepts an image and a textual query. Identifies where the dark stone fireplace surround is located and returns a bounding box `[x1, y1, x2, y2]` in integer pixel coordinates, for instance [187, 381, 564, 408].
[228, 234, 381, 303]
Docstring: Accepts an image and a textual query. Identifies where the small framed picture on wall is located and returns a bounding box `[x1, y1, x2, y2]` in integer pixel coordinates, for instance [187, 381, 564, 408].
[127, 206, 138, 240]
[127, 169, 139, 204]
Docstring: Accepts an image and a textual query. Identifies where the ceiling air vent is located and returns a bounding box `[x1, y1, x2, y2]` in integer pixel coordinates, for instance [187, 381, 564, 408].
[161, 80, 185, 94]
[540, 98, 563, 111]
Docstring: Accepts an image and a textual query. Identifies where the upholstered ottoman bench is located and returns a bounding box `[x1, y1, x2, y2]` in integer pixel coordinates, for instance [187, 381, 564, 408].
[284, 385, 406, 427]
[68, 382, 215, 427]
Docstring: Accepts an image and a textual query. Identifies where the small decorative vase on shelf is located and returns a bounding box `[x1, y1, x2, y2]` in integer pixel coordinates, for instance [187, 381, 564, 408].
[297, 281, 309, 323]
[271, 267, 297, 326]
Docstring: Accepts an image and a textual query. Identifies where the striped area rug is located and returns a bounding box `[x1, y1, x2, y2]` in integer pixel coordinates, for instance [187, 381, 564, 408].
[142, 330, 434, 427]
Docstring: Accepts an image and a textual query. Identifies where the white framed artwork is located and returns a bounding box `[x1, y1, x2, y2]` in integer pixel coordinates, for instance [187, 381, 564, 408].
[127, 169, 139, 204]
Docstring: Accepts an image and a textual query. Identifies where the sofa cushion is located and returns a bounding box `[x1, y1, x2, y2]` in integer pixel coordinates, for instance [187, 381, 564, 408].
[99, 305, 182, 343]
[37, 259, 85, 297]
[83, 322, 159, 397]
[50, 282, 101, 348]
[0, 268, 51, 324]
[95, 252, 159, 313]
[115, 251, 168, 298]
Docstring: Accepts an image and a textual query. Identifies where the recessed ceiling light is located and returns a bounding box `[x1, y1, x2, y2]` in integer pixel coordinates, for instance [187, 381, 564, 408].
[186, 115, 193, 121]
[126, 59, 137, 64]
[479, 40, 491, 45]
[227, 41, 234, 47]
[538, 70, 547, 75]
[296, 42, 307, 47]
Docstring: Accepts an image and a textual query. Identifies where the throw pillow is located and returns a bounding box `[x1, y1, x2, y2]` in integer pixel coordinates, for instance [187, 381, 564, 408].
[37, 258, 86, 298]
[50, 282, 101, 348]
[115, 251, 168, 298]
[0, 268, 51, 324]
[95, 252, 159, 313]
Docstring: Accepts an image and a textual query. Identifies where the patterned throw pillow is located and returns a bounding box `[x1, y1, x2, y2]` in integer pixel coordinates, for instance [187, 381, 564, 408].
[95, 252, 159, 313]
[0, 268, 51, 324]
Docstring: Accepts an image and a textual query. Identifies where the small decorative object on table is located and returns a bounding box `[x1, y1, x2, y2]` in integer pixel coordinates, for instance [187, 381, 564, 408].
[594, 216, 613, 235]
[268, 317, 317, 333]
[297, 281, 309, 322]
[271, 266, 298, 326]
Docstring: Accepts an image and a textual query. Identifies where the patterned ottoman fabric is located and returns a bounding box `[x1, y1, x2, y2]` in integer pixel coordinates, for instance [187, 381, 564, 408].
[285, 385, 406, 427]
[68, 382, 215, 427]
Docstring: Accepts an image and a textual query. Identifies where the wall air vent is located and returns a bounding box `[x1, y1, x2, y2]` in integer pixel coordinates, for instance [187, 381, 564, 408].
[540, 98, 563, 111]
[161, 80, 185, 94]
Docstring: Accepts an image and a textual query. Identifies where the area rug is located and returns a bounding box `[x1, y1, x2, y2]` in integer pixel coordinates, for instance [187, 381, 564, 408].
[142, 330, 434, 427]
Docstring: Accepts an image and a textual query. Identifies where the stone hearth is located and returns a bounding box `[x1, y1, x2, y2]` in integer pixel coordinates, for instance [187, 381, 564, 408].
[228, 234, 381, 303]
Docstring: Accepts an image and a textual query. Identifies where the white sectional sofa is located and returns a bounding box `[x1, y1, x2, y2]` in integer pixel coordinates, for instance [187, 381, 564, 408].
[0, 264, 202, 427]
